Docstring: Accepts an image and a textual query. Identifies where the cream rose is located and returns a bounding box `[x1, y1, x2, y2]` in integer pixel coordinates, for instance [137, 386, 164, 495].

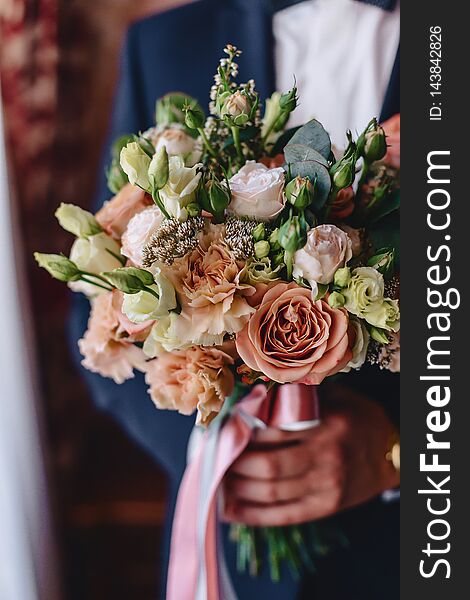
[159, 156, 202, 220]
[154, 125, 201, 166]
[228, 161, 286, 221]
[293, 224, 352, 297]
[121, 206, 163, 267]
[68, 232, 122, 297]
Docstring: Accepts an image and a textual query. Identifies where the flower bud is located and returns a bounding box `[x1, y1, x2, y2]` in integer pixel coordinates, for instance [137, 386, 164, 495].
[206, 178, 231, 216]
[279, 84, 298, 113]
[367, 248, 395, 279]
[328, 291, 346, 308]
[34, 252, 81, 282]
[254, 240, 270, 259]
[331, 158, 355, 190]
[333, 267, 351, 288]
[278, 214, 308, 254]
[252, 223, 266, 242]
[120, 142, 151, 189]
[55, 203, 102, 238]
[224, 90, 252, 119]
[285, 176, 313, 210]
[184, 106, 205, 130]
[269, 228, 281, 251]
[106, 159, 129, 194]
[102, 267, 148, 294]
[370, 326, 390, 345]
[364, 127, 387, 162]
[148, 145, 169, 191]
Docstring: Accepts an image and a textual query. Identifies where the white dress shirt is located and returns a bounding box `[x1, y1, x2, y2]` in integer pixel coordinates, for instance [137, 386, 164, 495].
[273, 0, 400, 147]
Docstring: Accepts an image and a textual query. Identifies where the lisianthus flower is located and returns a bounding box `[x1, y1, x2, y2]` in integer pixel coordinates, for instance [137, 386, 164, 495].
[144, 346, 235, 426]
[79, 292, 147, 384]
[228, 161, 286, 221]
[236, 282, 352, 384]
[341, 316, 370, 372]
[96, 183, 152, 240]
[342, 267, 400, 331]
[122, 267, 177, 323]
[159, 156, 202, 220]
[68, 232, 122, 297]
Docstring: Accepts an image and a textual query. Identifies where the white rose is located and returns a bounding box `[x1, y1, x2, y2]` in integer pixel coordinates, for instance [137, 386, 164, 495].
[68, 232, 122, 297]
[228, 161, 286, 221]
[159, 156, 202, 221]
[121, 206, 163, 267]
[143, 313, 190, 358]
[341, 317, 370, 372]
[122, 267, 177, 323]
[293, 224, 352, 297]
[154, 125, 201, 166]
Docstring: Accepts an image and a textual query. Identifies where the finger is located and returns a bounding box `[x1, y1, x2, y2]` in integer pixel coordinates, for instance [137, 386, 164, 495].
[230, 442, 312, 480]
[225, 465, 335, 505]
[223, 490, 342, 526]
[252, 425, 316, 446]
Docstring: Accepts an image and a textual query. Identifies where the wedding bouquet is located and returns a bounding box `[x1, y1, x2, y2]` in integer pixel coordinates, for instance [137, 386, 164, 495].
[35, 45, 400, 591]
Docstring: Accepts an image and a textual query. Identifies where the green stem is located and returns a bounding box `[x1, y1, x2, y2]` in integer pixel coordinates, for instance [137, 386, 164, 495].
[152, 190, 171, 219]
[80, 271, 115, 288]
[323, 185, 339, 219]
[105, 248, 126, 266]
[231, 126, 244, 162]
[358, 158, 371, 188]
[197, 127, 218, 158]
[80, 275, 114, 292]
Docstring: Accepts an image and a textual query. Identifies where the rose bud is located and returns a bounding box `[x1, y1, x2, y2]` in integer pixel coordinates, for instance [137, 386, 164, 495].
[252, 222, 266, 242]
[333, 267, 351, 288]
[285, 176, 314, 210]
[364, 126, 387, 162]
[224, 90, 252, 119]
[279, 84, 298, 113]
[367, 247, 395, 279]
[183, 105, 205, 130]
[370, 326, 390, 345]
[328, 291, 346, 308]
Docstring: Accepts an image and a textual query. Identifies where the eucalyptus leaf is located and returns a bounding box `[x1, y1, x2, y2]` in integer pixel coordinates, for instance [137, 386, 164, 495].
[285, 119, 331, 160]
[284, 144, 329, 167]
[270, 126, 301, 156]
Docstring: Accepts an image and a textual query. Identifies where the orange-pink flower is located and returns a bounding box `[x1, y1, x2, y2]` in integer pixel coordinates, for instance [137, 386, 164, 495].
[236, 282, 352, 384]
[96, 183, 152, 240]
[79, 292, 147, 384]
[166, 225, 256, 345]
[145, 346, 235, 426]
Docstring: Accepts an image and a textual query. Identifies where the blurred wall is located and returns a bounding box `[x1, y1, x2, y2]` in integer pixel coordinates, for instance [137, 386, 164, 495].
[0, 1, 187, 598]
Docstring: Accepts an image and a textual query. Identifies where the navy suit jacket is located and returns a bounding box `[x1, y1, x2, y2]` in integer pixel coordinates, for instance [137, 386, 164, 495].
[70, 1, 400, 597]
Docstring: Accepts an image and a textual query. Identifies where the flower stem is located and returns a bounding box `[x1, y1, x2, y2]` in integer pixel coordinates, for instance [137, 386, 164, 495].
[81, 271, 115, 288]
[80, 276, 114, 292]
[152, 190, 171, 219]
[198, 127, 218, 158]
[231, 126, 244, 162]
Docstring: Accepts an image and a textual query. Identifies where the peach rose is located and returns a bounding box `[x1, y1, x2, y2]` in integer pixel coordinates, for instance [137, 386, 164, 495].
[330, 186, 355, 220]
[166, 225, 256, 346]
[236, 282, 352, 384]
[79, 292, 147, 384]
[145, 346, 235, 426]
[96, 183, 152, 240]
[121, 205, 163, 267]
[382, 114, 400, 168]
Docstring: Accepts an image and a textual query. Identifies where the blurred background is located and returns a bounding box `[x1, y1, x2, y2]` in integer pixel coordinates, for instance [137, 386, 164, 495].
[0, 1, 180, 599]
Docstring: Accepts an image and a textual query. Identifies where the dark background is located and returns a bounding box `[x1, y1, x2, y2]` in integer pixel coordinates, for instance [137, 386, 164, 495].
[0, 2, 186, 598]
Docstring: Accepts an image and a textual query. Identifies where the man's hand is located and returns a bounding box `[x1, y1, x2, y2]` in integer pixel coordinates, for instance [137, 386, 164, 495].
[223, 383, 400, 526]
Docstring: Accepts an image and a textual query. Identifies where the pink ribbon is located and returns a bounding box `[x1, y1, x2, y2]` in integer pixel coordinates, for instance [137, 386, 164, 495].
[167, 383, 320, 600]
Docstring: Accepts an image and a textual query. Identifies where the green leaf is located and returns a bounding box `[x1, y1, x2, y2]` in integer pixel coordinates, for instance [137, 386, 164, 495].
[369, 211, 400, 267]
[369, 188, 400, 224]
[285, 119, 331, 160]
